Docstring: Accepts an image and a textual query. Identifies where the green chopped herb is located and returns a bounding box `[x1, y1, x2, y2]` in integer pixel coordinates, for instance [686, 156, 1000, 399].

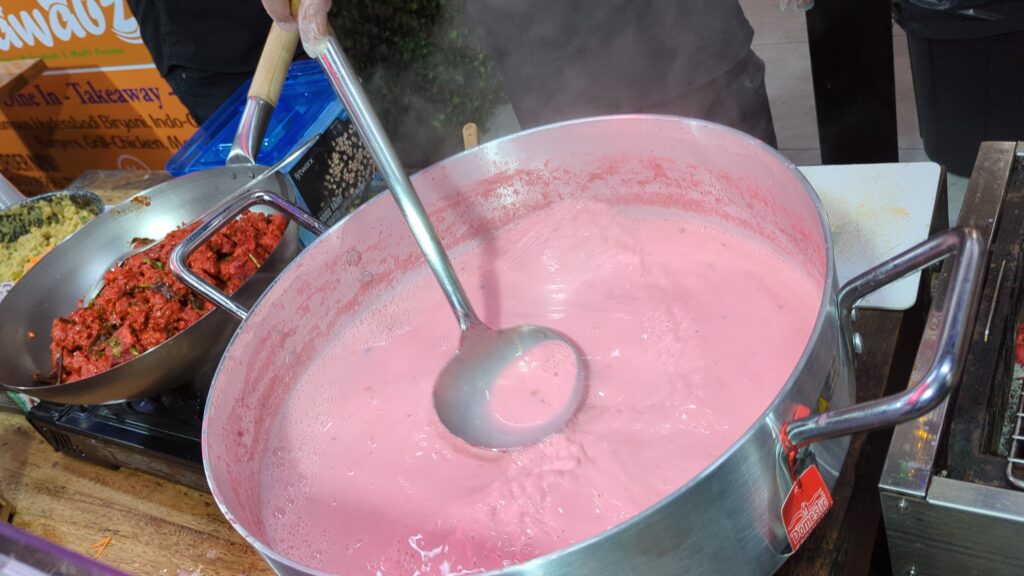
[130, 347, 139, 356]
[247, 252, 260, 266]
[137, 284, 153, 289]
[143, 258, 164, 271]
[108, 336, 121, 358]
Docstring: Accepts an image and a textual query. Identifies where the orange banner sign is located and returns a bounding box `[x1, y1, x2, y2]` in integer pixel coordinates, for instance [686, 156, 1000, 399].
[0, 0, 150, 67]
[0, 0, 199, 195]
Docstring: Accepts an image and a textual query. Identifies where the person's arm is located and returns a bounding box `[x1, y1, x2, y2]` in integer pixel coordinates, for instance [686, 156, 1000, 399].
[262, 0, 332, 54]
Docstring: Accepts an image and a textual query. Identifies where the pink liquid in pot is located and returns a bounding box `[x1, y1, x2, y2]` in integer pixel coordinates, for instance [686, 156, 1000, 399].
[260, 199, 821, 574]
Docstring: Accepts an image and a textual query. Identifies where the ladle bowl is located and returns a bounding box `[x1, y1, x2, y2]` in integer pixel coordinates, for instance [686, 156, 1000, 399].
[434, 322, 588, 449]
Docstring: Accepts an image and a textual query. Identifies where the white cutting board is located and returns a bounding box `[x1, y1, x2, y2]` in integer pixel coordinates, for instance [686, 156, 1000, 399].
[799, 162, 941, 311]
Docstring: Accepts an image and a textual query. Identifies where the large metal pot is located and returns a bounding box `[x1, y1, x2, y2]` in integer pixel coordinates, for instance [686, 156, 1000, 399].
[177, 116, 983, 574]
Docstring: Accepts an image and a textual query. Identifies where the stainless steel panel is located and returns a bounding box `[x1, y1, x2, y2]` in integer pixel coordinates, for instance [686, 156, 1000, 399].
[880, 141, 1015, 498]
[883, 476, 1024, 576]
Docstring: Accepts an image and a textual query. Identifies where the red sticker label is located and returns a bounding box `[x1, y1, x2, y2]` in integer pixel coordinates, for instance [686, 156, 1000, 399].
[782, 464, 833, 552]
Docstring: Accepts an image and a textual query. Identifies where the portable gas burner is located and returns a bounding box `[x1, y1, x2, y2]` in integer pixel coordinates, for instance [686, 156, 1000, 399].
[881, 142, 1024, 576]
[25, 380, 207, 492]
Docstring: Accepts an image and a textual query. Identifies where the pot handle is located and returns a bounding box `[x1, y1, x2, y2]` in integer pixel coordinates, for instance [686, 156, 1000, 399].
[169, 188, 327, 322]
[781, 227, 985, 451]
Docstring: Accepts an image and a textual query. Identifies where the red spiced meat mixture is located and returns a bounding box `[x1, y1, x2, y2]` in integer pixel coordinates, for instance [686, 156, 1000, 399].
[50, 211, 286, 383]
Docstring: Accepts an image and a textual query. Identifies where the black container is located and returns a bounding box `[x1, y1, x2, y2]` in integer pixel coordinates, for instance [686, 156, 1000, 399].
[894, 1, 1024, 176]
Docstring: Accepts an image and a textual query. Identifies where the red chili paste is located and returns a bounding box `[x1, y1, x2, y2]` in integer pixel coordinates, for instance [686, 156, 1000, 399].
[49, 211, 287, 383]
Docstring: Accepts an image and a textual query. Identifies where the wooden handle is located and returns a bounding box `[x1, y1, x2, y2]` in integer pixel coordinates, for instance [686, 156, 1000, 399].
[249, 23, 299, 106]
[462, 123, 479, 150]
[249, 0, 302, 105]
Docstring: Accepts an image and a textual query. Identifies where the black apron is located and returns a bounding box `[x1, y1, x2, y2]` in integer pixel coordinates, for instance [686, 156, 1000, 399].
[127, 0, 273, 76]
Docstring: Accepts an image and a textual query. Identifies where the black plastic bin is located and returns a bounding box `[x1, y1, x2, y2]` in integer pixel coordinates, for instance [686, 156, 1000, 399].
[894, 1, 1024, 176]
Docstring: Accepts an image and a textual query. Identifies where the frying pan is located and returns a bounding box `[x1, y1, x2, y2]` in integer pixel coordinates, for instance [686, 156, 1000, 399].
[0, 9, 305, 405]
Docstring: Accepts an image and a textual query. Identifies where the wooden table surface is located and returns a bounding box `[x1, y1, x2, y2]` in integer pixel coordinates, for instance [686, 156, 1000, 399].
[0, 412, 273, 576]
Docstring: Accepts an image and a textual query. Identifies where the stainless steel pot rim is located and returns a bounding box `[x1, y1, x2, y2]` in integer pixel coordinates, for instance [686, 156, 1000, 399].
[200, 114, 837, 574]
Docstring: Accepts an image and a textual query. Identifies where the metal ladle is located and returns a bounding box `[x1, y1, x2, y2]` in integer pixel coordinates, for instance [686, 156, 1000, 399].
[310, 33, 587, 449]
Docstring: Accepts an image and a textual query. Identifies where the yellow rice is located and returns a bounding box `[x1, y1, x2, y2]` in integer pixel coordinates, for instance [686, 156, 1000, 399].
[0, 197, 97, 282]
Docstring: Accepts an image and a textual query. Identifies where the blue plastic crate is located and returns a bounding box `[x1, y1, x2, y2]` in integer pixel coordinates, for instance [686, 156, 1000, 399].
[167, 59, 345, 176]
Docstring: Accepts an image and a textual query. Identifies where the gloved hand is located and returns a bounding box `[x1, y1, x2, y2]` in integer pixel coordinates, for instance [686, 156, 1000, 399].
[261, 0, 296, 31]
[262, 0, 333, 56]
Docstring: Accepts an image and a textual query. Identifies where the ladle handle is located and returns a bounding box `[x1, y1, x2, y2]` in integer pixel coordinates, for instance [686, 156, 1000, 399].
[310, 33, 481, 332]
[169, 188, 326, 321]
[783, 227, 985, 449]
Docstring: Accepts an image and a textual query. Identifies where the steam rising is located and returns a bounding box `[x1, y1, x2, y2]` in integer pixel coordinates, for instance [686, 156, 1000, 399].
[332, 0, 776, 167]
